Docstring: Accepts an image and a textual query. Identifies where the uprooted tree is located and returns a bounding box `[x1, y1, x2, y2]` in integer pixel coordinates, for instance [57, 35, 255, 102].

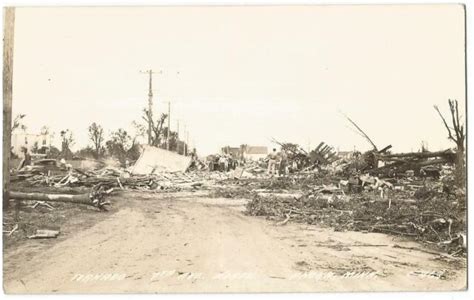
[434, 99, 465, 187]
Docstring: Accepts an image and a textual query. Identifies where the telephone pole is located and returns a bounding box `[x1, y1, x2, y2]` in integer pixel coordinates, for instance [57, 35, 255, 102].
[186, 130, 189, 156]
[146, 70, 153, 145]
[183, 124, 187, 156]
[166, 101, 171, 150]
[176, 119, 180, 154]
[140, 69, 161, 145]
[3, 7, 15, 209]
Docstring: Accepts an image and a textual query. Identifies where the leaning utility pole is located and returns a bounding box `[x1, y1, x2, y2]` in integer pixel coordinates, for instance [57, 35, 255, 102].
[3, 7, 15, 209]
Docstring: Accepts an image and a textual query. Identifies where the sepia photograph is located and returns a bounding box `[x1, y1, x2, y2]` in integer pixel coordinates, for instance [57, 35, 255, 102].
[1, 2, 469, 295]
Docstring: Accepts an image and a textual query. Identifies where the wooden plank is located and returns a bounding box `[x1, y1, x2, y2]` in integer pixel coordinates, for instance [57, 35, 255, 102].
[314, 142, 324, 152]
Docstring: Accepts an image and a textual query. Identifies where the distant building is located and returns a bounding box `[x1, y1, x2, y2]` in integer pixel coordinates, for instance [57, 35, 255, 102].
[11, 131, 51, 157]
[221, 146, 241, 158]
[241, 145, 268, 161]
[220, 145, 269, 161]
[337, 151, 354, 159]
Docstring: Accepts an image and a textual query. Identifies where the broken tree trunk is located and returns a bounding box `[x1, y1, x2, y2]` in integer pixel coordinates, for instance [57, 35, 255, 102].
[378, 145, 392, 153]
[369, 157, 451, 176]
[8, 189, 111, 210]
[342, 113, 378, 151]
[9, 191, 92, 205]
[376, 149, 454, 161]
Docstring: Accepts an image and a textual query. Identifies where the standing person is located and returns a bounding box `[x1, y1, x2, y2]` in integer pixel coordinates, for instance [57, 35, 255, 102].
[17, 147, 32, 170]
[267, 148, 278, 175]
[218, 155, 227, 172]
[279, 150, 288, 176]
[223, 155, 230, 172]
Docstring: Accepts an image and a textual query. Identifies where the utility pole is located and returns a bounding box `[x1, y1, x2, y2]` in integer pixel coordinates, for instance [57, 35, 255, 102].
[3, 7, 15, 209]
[146, 70, 153, 145]
[183, 124, 187, 156]
[140, 69, 161, 145]
[176, 119, 180, 154]
[166, 101, 171, 151]
[186, 130, 189, 156]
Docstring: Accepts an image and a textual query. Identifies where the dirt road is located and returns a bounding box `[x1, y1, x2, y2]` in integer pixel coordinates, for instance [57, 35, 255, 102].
[3, 191, 466, 293]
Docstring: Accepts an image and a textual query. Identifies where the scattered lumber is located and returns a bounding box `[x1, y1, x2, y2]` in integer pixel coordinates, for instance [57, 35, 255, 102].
[3, 224, 18, 236]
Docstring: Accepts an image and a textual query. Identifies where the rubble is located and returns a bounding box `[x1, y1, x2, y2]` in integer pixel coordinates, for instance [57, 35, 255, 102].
[245, 178, 466, 255]
[8, 138, 466, 257]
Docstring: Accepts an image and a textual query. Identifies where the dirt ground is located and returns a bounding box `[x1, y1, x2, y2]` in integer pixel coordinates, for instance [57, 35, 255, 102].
[3, 190, 467, 293]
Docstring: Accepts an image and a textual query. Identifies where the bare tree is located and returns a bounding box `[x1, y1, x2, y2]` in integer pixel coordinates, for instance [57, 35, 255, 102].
[142, 109, 168, 147]
[106, 129, 134, 165]
[60, 129, 75, 159]
[11, 114, 26, 132]
[40, 126, 50, 135]
[131, 121, 146, 147]
[434, 99, 465, 186]
[88, 122, 105, 159]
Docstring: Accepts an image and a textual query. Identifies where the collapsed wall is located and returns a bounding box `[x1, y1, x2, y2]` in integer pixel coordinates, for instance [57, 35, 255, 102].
[131, 145, 192, 174]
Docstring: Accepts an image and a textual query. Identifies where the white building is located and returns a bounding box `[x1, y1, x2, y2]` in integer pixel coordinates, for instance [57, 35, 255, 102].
[11, 131, 52, 157]
[242, 146, 268, 161]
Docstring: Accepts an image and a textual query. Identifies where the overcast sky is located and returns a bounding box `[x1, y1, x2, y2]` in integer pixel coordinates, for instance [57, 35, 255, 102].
[12, 5, 465, 155]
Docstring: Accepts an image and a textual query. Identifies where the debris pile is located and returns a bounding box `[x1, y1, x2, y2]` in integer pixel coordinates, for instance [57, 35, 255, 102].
[246, 183, 466, 255]
[271, 138, 338, 172]
[12, 164, 235, 193]
[368, 150, 456, 177]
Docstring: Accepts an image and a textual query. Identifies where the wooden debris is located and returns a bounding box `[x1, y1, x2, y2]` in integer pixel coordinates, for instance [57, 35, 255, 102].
[28, 229, 60, 239]
[276, 211, 291, 226]
[3, 224, 18, 236]
[30, 201, 55, 210]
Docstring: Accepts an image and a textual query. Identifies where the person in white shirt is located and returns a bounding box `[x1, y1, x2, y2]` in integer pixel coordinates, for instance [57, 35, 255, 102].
[267, 148, 278, 175]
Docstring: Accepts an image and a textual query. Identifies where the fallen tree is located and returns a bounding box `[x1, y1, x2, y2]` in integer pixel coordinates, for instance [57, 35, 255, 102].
[9, 185, 112, 210]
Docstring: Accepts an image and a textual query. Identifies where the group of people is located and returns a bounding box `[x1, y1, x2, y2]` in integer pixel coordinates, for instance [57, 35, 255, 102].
[266, 148, 290, 176]
[207, 148, 292, 175]
[208, 154, 238, 172]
